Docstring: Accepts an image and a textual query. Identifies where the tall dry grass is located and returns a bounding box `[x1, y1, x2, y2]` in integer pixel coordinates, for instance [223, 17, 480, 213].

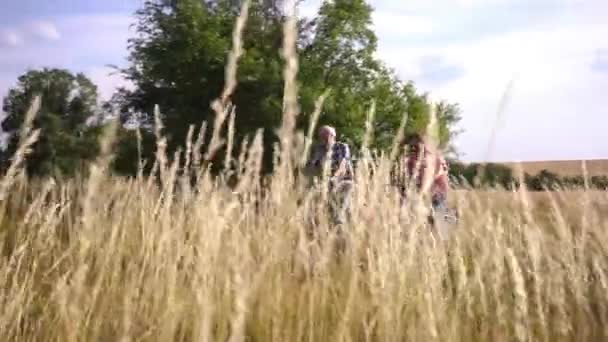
[1, 2, 608, 341]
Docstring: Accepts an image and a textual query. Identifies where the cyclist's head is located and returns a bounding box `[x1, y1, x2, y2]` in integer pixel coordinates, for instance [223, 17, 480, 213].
[319, 125, 336, 145]
[403, 133, 425, 152]
[406, 133, 423, 144]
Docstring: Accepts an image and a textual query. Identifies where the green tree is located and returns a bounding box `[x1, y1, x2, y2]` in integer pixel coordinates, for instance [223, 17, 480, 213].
[114, 0, 302, 172]
[1, 68, 102, 176]
[299, 0, 382, 147]
[448, 162, 516, 189]
[435, 100, 463, 155]
[482, 163, 516, 189]
[299, 0, 460, 152]
[113, 0, 462, 175]
[525, 169, 562, 191]
[591, 175, 608, 190]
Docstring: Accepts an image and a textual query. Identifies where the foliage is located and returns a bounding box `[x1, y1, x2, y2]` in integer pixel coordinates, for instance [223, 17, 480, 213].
[111, 127, 156, 176]
[525, 169, 561, 191]
[0, 1, 464, 178]
[0, 68, 102, 176]
[525, 170, 608, 191]
[1, 133, 607, 341]
[450, 163, 608, 191]
[590, 175, 608, 189]
[449, 161, 516, 189]
[111, 0, 462, 174]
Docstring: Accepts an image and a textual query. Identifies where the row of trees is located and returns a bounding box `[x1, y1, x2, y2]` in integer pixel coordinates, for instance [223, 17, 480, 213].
[449, 161, 608, 191]
[1, 0, 462, 177]
[0, 64, 603, 191]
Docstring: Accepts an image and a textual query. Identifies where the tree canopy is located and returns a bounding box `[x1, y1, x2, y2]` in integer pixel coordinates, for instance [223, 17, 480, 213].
[0, 0, 463, 178]
[1, 68, 102, 176]
[111, 0, 462, 173]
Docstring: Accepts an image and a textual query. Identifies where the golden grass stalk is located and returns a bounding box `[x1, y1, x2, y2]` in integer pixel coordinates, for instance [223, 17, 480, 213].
[136, 126, 144, 179]
[0, 95, 41, 200]
[277, 0, 300, 170]
[193, 121, 208, 178]
[81, 118, 118, 234]
[301, 90, 330, 168]
[476, 76, 516, 186]
[388, 110, 409, 162]
[207, 0, 250, 163]
[0, 3, 607, 342]
[361, 100, 376, 160]
[153, 104, 168, 180]
[184, 125, 195, 174]
[216, 0, 250, 107]
[224, 107, 237, 172]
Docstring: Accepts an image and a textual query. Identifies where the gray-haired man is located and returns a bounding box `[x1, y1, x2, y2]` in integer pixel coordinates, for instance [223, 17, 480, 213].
[305, 125, 354, 225]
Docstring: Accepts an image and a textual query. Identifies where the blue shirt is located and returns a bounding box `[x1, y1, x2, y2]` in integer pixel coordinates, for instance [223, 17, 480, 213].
[307, 142, 353, 179]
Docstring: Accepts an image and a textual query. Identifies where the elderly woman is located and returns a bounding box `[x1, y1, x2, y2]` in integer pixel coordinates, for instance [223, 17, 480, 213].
[397, 133, 450, 211]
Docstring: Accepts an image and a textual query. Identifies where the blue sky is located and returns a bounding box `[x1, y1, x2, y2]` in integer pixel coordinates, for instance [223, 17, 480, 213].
[1, 0, 606, 162]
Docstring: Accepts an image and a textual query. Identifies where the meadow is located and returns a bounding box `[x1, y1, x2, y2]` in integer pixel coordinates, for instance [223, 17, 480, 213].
[502, 160, 608, 177]
[1, 115, 608, 341]
[1, 5, 608, 342]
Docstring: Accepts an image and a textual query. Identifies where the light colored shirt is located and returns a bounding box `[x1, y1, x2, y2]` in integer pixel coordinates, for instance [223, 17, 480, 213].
[404, 145, 449, 197]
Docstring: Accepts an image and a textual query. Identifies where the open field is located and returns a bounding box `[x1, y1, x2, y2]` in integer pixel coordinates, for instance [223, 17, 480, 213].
[452, 188, 608, 209]
[501, 159, 608, 176]
[1, 158, 608, 341]
[1, 3, 607, 341]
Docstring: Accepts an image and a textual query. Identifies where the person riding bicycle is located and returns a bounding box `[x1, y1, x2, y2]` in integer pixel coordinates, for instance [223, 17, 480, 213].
[304, 125, 354, 225]
[395, 133, 450, 211]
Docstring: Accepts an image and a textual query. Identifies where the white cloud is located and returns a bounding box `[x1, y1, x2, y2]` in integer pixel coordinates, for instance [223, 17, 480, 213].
[28, 21, 61, 41]
[297, 0, 322, 18]
[402, 25, 602, 99]
[372, 0, 573, 12]
[372, 12, 435, 35]
[374, 4, 608, 161]
[592, 49, 608, 72]
[368, 0, 491, 12]
[0, 21, 61, 48]
[453, 0, 522, 7]
[0, 29, 22, 47]
[0, 14, 134, 107]
[297, 0, 436, 36]
[87, 66, 134, 101]
[442, 25, 608, 161]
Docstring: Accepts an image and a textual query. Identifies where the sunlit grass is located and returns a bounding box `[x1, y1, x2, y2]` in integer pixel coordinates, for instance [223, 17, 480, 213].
[1, 123, 607, 341]
[1, 2, 607, 341]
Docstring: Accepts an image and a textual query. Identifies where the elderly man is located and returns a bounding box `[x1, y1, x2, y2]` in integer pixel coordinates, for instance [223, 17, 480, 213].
[305, 125, 354, 225]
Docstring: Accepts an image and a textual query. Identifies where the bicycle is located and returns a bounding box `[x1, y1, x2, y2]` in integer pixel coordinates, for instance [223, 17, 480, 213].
[382, 183, 459, 241]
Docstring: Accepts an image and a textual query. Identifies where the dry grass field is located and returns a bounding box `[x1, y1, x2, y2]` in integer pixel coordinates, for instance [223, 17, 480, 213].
[1, 6, 608, 342]
[502, 159, 608, 176]
[1, 125, 608, 341]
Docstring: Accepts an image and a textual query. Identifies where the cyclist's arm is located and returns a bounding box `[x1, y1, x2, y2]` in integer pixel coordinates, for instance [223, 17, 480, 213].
[434, 155, 448, 177]
[333, 144, 352, 179]
[433, 155, 450, 188]
[304, 147, 322, 176]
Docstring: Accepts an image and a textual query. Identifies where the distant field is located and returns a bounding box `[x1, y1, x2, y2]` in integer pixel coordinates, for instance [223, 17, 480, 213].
[451, 189, 608, 210]
[500, 159, 608, 176]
